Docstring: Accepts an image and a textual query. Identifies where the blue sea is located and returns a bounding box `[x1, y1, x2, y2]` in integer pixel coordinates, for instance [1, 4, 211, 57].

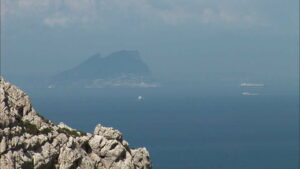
[24, 86, 298, 169]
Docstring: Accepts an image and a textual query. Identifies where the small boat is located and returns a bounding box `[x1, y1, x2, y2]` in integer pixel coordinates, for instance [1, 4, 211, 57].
[242, 92, 259, 96]
[138, 96, 144, 101]
[240, 83, 264, 87]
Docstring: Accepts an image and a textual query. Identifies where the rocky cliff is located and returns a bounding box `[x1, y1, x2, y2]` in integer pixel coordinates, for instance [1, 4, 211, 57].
[0, 77, 152, 169]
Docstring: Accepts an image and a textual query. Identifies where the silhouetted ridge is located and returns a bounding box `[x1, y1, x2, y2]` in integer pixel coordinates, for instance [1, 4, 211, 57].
[51, 50, 157, 88]
[56, 50, 150, 80]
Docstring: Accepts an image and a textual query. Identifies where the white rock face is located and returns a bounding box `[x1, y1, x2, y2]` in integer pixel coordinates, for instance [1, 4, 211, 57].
[0, 77, 152, 169]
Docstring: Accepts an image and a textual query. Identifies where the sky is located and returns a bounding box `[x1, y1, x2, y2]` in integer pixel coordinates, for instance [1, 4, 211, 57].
[0, 0, 299, 89]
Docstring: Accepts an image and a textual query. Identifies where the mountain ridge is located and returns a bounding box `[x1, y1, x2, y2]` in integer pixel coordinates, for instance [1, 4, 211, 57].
[55, 50, 150, 80]
[51, 50, 157, 88]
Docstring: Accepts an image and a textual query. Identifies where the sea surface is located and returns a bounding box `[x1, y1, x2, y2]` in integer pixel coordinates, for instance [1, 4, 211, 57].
[24, 86, 298, 169]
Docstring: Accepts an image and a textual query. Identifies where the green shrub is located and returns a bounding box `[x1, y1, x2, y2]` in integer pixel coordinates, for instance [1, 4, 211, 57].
[20, 120, 54, 135]
[19, 120, 85, 137]
[40, 127, 53, 135]
[57, 127, 81, 137]
[21, 121, 39, 135]
[78, 130, 87, 136]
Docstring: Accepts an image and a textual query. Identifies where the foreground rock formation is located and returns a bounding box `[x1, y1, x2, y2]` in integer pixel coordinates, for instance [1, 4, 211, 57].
[0, 77, 152, 169]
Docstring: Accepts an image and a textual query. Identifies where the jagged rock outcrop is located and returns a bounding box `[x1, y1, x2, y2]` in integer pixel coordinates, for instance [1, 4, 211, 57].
[0, 77, 152, 169]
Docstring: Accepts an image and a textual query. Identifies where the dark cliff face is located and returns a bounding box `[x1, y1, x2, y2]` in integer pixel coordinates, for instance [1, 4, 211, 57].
[55, 50, 151, 81]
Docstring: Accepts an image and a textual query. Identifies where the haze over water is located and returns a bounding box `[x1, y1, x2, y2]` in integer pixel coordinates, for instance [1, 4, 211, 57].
[1, 0, 298, 168]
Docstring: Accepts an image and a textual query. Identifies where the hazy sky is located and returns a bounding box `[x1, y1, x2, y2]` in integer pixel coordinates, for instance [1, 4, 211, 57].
[1, 0, 299, 87]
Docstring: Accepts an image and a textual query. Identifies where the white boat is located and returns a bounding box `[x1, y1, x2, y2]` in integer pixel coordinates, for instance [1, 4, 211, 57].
[138, 96, 144, 101]
[242, 92, 259, 96]
[240, 83, 264, 87]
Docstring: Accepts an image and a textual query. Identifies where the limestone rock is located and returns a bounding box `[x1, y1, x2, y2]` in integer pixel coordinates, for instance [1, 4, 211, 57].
[0, 77, 152, 169]
[94, 124, 123, 140]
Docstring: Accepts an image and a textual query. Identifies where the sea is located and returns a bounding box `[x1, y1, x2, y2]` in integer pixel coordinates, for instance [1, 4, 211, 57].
[23, 85, 298, 169]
